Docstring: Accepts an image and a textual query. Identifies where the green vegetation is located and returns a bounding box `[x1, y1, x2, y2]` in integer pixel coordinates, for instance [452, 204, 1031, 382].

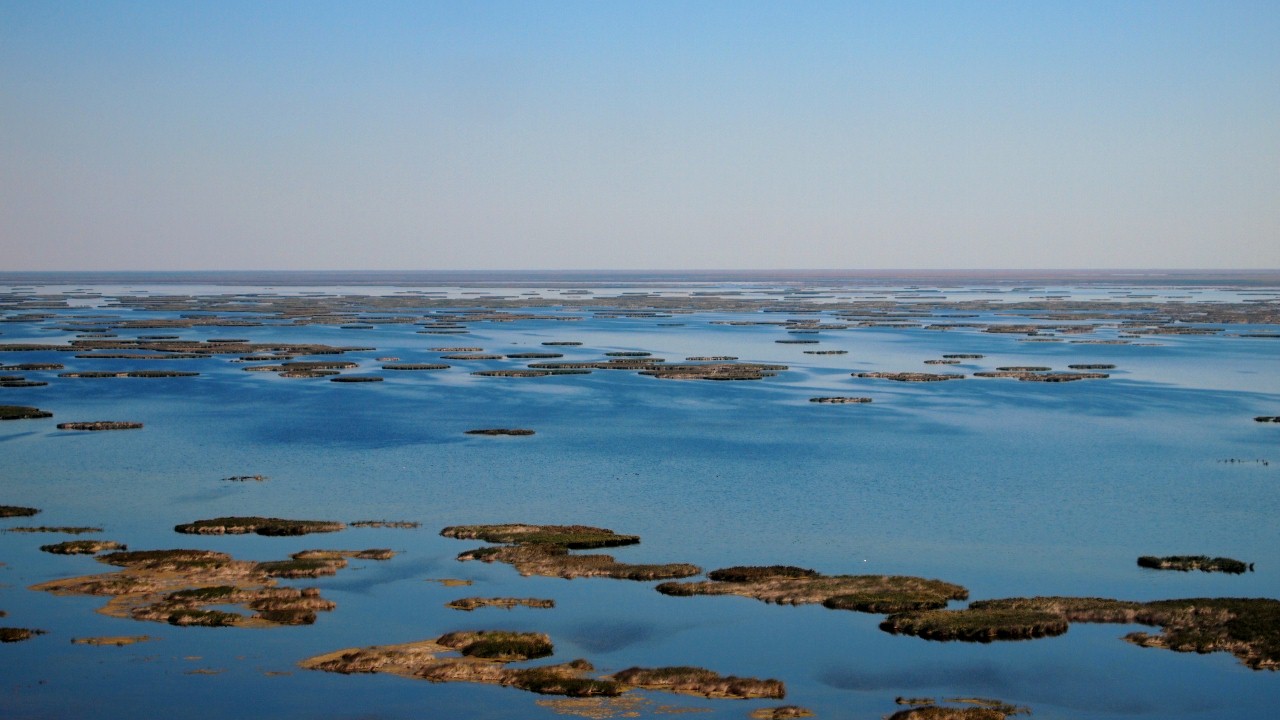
[100, 548, 233, 569]
[166, 585, 238, 602]
[446, 597, 555, 611]
[0, 505, 40, 517]
[879, 607, 1069, 641]
[444, 523, 700, 580]
[437, 630, 554, 660]
[0, 627, 46, 642]
[854, 372, 964, 382]
[658, 568, 967, 613]
[174, 516, 345, 536]
[1138, 555, 1251, 573]
[609, 666, 786, 699]
[441, 524, 639, 549]
[167, 609, 242, 627]
[707, 566, 819, 582]
[0, 406, 51, 420]
[507, 667, 622, 697]
[39, 540, 125, 555]
[895, 596, 1280, 669]
[255, 558, 344, 578]
[350, 520, 420, 528]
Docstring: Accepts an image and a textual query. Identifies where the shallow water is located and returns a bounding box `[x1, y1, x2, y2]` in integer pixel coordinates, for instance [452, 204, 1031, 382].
[1, 272, 1278, 719]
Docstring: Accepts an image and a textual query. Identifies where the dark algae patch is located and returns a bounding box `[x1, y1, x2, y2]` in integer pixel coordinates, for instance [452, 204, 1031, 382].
[1138, 555, 1252, 573]
[174, 516, 344, 536]
[465, 428, 536, 436]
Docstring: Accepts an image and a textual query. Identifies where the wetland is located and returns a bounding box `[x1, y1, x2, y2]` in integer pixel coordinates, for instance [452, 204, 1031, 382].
[1, 270, 1278, 720]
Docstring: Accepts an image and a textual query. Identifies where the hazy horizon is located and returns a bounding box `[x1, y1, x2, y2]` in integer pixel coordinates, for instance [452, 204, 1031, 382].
[3, 1, 1277, 271]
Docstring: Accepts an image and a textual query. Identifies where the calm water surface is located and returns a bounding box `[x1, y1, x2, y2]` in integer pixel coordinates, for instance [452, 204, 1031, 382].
[1, 273, 1278, 719]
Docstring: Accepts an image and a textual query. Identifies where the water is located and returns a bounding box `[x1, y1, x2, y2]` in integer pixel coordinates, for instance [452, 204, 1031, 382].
[1, 271, 1278, 719]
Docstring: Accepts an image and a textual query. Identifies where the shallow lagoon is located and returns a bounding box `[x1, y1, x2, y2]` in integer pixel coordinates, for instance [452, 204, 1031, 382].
[1, 271, 1279, 719]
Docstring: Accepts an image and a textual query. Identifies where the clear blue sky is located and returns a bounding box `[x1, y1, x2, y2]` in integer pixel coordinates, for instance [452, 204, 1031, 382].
[2, 1, 1276, 270]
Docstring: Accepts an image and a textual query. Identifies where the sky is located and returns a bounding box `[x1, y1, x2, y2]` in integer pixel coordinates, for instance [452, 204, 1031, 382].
[1, 1, 1277, 271]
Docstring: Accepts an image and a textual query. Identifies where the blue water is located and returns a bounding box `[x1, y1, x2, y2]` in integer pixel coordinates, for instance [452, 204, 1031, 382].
[1, 273, 1278, 719]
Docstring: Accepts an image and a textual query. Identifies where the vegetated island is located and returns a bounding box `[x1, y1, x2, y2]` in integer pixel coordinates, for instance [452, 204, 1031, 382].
[854, 372, 965, 382]
[381, 363, 449, 370]
[887, 697, 1031, 720]
[972, 370, 1108, 382]
[302, 631, 784, 699]
[40, 540, 126, 555]
[0, 405, 52, 420]
[441, 524, 701, 581]
[656, 566, 968, 613]
[350, 520, 420, 529]
[809, 397, 872, 404]
[878, 596, 1280, 670]
[446, 597, 556, 612]
[174, 516, 344, 536]
[1, 505, 41, 518]
[31, 547, 393, 627]
[222, 474, 267, 482]
[1137, 555, 1253, 574]
[1, 627, 46, 643]
[57, 422, 143, 431]
[1256, 416, 1280, 423]
[71, 635, 152, 646]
